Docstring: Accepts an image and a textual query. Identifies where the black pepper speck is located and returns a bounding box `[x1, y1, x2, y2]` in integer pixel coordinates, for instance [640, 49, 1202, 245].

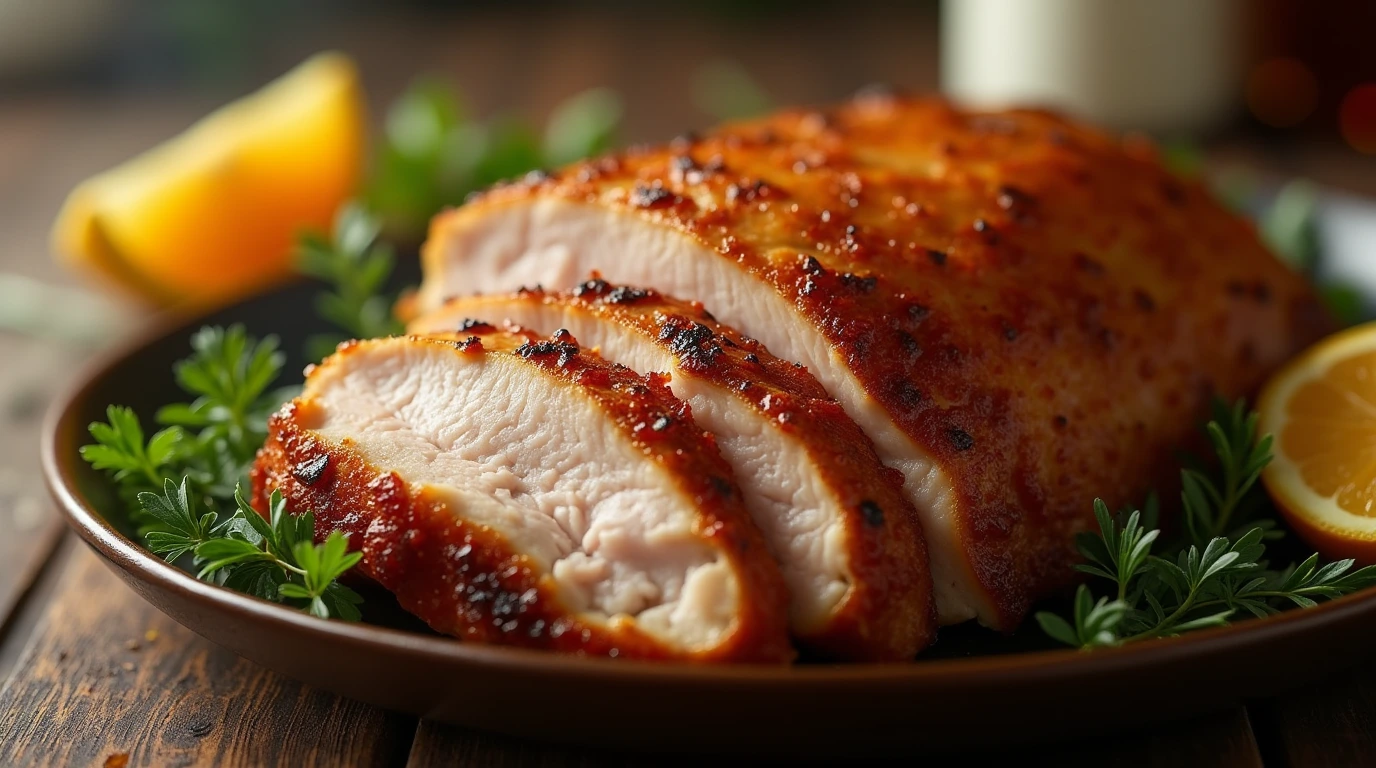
[859, 501, 884, 527]
[948, 427, 975, 452]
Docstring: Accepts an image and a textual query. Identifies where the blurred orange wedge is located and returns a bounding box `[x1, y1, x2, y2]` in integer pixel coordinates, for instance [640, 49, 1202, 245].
[51, 51, 367, 309]
[1260, 322, 1376, 562]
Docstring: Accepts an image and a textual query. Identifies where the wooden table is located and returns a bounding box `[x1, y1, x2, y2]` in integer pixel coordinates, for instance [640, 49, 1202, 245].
[2, 9, 1376, 765]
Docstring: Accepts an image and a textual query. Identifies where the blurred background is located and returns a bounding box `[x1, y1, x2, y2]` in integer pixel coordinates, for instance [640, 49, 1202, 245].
[1, 0, 1375, 350]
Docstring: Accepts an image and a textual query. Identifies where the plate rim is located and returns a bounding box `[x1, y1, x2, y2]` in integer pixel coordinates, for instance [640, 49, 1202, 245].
[42, 300, 1376, 688]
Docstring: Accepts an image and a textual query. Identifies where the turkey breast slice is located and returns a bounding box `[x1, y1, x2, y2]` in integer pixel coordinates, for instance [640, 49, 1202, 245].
[414, 97, 1328, 629]
[251, 330, 792, 662]
[409, 279, 935, 660]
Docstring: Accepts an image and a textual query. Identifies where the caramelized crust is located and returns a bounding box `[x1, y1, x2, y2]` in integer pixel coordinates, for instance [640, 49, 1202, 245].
[412, 279, 936, 659]
[421, 96, 1332, 628]
[252, 330, 793, 662]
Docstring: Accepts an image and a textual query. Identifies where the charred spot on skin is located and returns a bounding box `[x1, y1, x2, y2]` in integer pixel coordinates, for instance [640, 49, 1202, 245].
[552, 328, 577, 344]
[728, 179, 773, 205]
[898, 332, 921, 356]
[996, 185, 1036, 222]
[1001, 321, 1019, 341]
[606, 286, 650, 304]
[457, 318, 492, 332]
[572, 278, 610, 298]
[908, 303, 930, 322]
[631, 183, 675, 208]
[710, 476, 735, 498]
[1134, 289, 1156, 312]
[801, 255, 825, 276]
[840, 273, 878, 292]
[743, 353, 760, 364]
[651, 415, 673, 431]
[461, 336, 484, 352]
[1053, 415, 1068, 429]
[516, 340, 581, 367]
[859, 501, 884, 527]
[516, 284, 545, 295]
[671, 154, 704, 185]
[947, 427, 975, 452]
[1073, 253, 1105, 276]
[894, 380, 923, 407]
[973, 218, 999, 245]
[927, 249, 947, 267]
[292, 455, 330, 485]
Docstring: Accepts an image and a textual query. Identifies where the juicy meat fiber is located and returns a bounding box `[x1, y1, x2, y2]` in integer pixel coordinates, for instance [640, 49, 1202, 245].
[416, 96, 1331, 630]
[409, 279, 935, 660]
[252, 330, 792, 662]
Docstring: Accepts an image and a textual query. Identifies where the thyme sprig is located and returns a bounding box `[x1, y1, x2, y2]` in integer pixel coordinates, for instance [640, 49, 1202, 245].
[1037, 400, 1376, 648]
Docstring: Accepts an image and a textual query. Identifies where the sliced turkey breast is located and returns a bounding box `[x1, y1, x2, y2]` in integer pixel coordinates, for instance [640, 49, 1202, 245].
[409, 279, 935, 660]
[415, 96, 1332, 629]
[251, 329, 792, 662]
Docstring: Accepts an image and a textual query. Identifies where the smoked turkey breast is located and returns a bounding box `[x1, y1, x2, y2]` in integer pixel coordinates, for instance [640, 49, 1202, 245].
[414, 96, 1331, 629]
[411, 279, 935, 660]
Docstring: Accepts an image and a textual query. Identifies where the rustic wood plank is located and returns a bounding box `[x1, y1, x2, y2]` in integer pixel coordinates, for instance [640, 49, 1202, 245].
[1025, 709, 1263, 768]
[0, 336, 83, 640]
[1251, 661, 1376, 767]
[0, 545, 416, 767]
[405, 707, 1262, 767]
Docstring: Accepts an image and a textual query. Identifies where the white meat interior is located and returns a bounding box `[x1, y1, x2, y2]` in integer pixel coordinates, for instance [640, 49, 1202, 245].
[416, 301, 852, 633]
[298, 338, 738, 649]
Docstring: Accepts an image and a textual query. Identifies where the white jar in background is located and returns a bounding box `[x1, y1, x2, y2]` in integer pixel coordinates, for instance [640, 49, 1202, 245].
[941, 0, 1243, 135]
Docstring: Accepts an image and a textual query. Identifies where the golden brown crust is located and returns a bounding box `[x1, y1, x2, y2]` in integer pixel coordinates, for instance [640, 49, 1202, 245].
[413, 279, 936, 660]
[425, 96, 1332, 628]
[252, 331, 793, 662]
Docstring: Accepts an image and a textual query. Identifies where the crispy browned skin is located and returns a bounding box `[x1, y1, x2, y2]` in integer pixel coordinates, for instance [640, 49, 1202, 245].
[412, 278, 936, 659]
[424, 96, 1332, 628]
[252, 329, 793, 662]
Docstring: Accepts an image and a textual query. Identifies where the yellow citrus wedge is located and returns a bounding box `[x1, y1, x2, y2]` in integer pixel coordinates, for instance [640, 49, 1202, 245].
[51, 51, 367, 309]
[1259, 321, 1376, 562]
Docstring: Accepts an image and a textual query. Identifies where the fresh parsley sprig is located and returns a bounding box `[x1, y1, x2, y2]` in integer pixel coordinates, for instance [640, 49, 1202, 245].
[81, 325, 362, 620]
[137, 479, 363, 620]
[81, 405, 185, 500]
[1037, 399, 1376, 648]
[154, 325, 294, 495]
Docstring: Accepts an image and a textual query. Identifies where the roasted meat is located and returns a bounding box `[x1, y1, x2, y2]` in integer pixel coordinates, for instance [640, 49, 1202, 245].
[415, 96, 1331, 629]
[251, 329, 793, 662]
[409, 279, 935, 660]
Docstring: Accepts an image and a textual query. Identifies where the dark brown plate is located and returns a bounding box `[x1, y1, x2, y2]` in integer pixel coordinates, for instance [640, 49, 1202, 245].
[43, 280, 1376, 757]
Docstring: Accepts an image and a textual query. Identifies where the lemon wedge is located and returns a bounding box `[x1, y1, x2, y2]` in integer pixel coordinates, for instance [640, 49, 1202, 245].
[52, 51, 367, 309]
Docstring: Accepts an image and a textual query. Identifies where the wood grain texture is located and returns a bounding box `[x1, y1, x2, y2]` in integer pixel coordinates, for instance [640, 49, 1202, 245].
[0, 546, 416, 768]
[404, 708, 1263, 767]
[1252, 662, 1376, 767]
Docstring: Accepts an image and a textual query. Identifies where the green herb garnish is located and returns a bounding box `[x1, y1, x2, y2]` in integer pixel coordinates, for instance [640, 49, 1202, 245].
[361, 79, 623, 239]
[296, 203, 405, 361]
[81, 325, 363, 620]
[1037, 400, 1376, 648]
